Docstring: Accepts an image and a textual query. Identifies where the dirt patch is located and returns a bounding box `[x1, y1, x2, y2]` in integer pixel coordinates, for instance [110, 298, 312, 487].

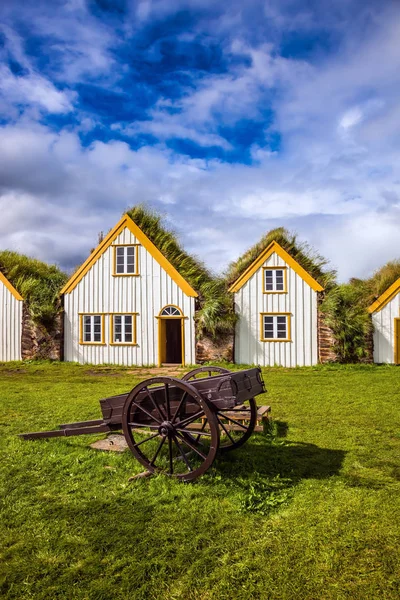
[84, 370, 123, 377]
[126, 368, 184, 377]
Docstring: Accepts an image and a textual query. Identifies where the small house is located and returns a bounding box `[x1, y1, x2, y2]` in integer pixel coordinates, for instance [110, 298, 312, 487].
[0, 270, 23, 361]
[228, 240, 324, 367]
[61, 214, 198, 366]
[369, 277, 400, 364]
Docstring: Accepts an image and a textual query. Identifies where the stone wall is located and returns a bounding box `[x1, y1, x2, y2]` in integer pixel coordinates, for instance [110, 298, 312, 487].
[317, 310, 337, 363]
[317, 292, 337, 363]
[21, 305, 64, 360]
[196, 334, 233, 364]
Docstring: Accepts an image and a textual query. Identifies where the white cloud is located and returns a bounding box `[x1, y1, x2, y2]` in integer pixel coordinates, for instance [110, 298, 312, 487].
[0, 65, 75, 114]
[1, 1, 400, 283]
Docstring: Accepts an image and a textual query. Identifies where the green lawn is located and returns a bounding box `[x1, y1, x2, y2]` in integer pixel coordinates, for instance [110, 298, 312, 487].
[1, 362, 399, 600]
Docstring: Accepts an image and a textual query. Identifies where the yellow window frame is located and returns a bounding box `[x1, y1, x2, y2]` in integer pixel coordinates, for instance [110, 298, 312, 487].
[109, 313, 138, 346]
[112, 244, 140, 277]
[79, 313, 106, 345]
[260, 312, 292, 342]
[262, 266, 288, 294]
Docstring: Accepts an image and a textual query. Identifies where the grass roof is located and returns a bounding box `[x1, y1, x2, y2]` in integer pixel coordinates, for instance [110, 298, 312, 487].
[126, 206, 236, 337]
[225, 227, 336, 290]
[0, 251, 68, 326]
[361, 260, 400, 307]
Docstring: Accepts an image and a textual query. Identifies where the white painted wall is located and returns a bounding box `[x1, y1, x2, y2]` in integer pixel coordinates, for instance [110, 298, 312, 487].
[234, 251, 318, 367]
[372, 291, 400, 363]
[63, 226, 196, 365]
[0, 279, 22, 361]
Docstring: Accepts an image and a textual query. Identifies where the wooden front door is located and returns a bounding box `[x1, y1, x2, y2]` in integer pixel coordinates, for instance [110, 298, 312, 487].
[395, 319, 400, 365]
[158, 317, 184, 365]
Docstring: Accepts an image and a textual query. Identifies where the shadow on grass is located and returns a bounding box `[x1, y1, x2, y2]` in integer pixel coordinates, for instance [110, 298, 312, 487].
[217, 428, 346, 481]
[210, 431, 347, 514]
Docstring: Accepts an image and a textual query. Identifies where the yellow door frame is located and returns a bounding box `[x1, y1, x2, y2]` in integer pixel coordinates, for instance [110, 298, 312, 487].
[156, 306, 186, 367]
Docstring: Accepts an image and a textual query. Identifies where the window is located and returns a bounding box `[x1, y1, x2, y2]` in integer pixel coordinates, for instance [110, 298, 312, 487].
[113, 245, 138, 275]
[80, 314, 104, 344]
[160, 306, 182, 317]
[260, 314, 291, 342]
[263, 267, 287, 293]
[111, 314, 137, 345]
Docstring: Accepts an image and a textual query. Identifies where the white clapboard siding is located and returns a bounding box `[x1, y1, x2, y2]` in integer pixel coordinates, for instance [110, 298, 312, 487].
[372, 291, 400, 363]
[0, 276, 22, 361]
[64, 225, 196, 366]
[234, 251, 318, 367]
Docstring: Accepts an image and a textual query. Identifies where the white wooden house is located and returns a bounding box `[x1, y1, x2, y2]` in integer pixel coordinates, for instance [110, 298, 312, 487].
[228, 241, 324, 367]
[369, 277, 400, 364]
[61, 214, 198, 366]
[0, 271, 23, 361]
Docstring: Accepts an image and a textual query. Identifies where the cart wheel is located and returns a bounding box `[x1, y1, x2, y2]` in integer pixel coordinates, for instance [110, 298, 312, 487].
[215, 397, 257, 453]
[182, 365, 231, 381]
[122, 377, 220, 482]
[183, 366, 257, 453]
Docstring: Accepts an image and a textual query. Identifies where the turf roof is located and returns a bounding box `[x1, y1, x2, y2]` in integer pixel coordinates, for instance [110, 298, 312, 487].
[225, 227, 336, 291]
[126, 206, 236, 337]
[0, 250, 68, 326]
[362, 260, 400, 307]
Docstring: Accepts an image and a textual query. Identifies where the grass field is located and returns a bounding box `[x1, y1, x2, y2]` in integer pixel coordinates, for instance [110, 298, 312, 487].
[1, 361, 400, 600]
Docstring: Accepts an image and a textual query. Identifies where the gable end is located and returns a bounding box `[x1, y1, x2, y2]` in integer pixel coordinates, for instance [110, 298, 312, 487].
[228, 241, 324, 293]
[61, 215, 198, 297]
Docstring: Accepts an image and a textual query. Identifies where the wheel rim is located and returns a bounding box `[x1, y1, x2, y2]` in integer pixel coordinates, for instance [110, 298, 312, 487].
[122, 377, 219, 482]
[182, 366, 231, 381]
[216, 397, 257, 452]
[183, 367, 256, 452]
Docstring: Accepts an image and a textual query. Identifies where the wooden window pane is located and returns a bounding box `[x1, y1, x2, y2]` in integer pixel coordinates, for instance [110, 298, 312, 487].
[264, 316, 274, 338]
[275, 270, 284, 291]
[116, 247, 125, 273]
[265, 270, 273, 291]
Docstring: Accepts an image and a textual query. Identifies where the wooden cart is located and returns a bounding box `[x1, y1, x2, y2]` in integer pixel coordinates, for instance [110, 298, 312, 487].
[20, 366, 267, 481]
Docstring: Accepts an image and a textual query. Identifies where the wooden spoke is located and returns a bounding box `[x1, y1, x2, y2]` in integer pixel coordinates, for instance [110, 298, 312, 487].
[216, 415, 236, 445]
[173, 434, 193, 472]
[165, 383, 171, 421]
[216, 412, 249, 430]
[131, 400, 161, 424]
[175, 431, 207, 460]
[150, 435, 166, 466]
[133, 432, 160, 448]
[175, 410, 205, 429]
[174, 428, 212, 437]
[145, 386, 166, 422]
[217, 397, 258, 454]
[171, 391, 188, 423]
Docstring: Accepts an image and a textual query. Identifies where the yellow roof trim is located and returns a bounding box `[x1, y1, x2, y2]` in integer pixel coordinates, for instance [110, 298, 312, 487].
[368, 277, 400, 313]
[61, 214, 198, 297]
[0, 271, 23, 301]
[228, 240, 324, 293]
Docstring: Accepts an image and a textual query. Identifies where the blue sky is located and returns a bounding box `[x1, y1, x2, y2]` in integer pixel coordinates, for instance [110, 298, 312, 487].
[0, 0, 400, 280]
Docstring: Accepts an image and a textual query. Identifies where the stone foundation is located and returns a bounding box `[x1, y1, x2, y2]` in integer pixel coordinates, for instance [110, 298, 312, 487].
[196, 334, 233, 364]
[317, 308, 337, 363]
[21, 305, 64, 360]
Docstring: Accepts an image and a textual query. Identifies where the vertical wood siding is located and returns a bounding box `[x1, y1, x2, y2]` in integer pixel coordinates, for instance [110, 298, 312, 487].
[234, 252, 318, 366]
[0, 280, 22, 361]
[372, 291, 400, 363]
[63, 227, 196, 365]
